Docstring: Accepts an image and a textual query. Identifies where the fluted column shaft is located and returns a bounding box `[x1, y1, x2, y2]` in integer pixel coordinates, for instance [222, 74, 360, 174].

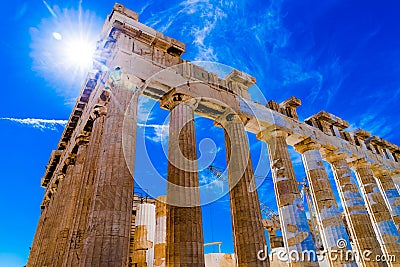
[351, 160, 400, 265]
[132, 203, 156, 267]
[154, 196, 167, 267]
[295, 141, 356, 267]
[373, 169, 400, 230]
[222, 115, 267, 267]
[51, 139, 89, 266]
[165, 100, 204, 267]
[26, 200, 45, 266]
[79, 85, 136, 266]
[28, 167, 70, 267]
[259, 130, 317, 267]
[63, 111, 107, 266]
[27, 179, 56, 266]
[327, 155, 386, 267]
[37, 163, 75, 267]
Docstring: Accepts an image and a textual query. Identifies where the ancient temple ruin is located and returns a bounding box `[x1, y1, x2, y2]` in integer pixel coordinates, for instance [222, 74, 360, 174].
[27, 4, 400, 267]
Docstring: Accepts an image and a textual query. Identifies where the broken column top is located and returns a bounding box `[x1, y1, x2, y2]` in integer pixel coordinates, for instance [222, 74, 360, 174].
[280, 96, 301, 108]
[366, 135, 384, 146]
[108, 3, 185, 55]
[306, 110, 349, 130]
[113, 3, 139, 21]
[353, 128, 371, 140]
[225, 69, 256, 88]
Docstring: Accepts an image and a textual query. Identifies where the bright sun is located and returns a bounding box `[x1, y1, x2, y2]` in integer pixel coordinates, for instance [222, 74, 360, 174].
[51, 31, 96, 71]
[30, 4, 102, 96]
[64, 37, 96, 70]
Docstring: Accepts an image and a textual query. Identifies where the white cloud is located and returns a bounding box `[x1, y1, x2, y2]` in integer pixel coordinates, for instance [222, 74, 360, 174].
[1, 117, 68, 131]
[138, 123, 169, 143]
[188, 5, 227, 61]
[137, 97, 157, 124]
[199, 171, 225, 193]
[144, 0, 228, 61]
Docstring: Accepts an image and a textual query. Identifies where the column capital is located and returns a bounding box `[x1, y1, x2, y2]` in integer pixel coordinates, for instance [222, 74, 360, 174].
[160, 90, 197, 110]
[324, 150, 347, 164]
[99, 88, 111, 102]
[370, 164, 391, 177]
[348, 158, 371, 169]
[65, 154, 76, 166]
[76, 132, 90, 146]
[214, 111, 249, 128]
[293, 137, 321, 154]
[256, 127, 288, 144]
[56, 173, 65, 182]
[91, 105, 108, 119]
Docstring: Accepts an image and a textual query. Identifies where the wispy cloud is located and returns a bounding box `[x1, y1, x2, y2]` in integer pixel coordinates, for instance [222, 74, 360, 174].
[188, 4, 227, 61]
[348, 113, 393, 139]
[138, 1, 153, 15]
[144, 0, 229, 61]
[138, 123, 169, 143]
[0, 117, 67, 131]
[42, 0, 57, 18]
[137, 97, 157, 124]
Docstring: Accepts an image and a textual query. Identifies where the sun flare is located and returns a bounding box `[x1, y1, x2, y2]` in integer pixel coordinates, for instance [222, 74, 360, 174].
[63, 37, 96, 70]
[30, 5, 102, 95]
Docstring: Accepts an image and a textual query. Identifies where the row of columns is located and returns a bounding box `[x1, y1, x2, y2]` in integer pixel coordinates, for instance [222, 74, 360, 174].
[258, 130, 318, 266]
[163, 92, 399, 266]
[29, 83, 400, 267]
[294, 139, 355, 267]
[27, 81, 138, 267]
[258, 129, 400, 267]
[164, 94, 400, 266]
[161, 91, 268, 266]
[299, 143, 400, 266]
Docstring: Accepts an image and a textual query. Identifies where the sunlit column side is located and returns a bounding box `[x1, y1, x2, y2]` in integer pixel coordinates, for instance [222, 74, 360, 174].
[27, 171, 65, 267]
[26, 195, 44, 266]
[161, 92, 205, 267]
[294, 139, 356, 267]
[325, 152, 386, 267]
[350, 159, 400, 265]
[36, 162, 75, 267]
[51, 133, 90, 266]
[222, 114, 268, 267]
[258, 129, 317, 267]
[79, 82, 136, 266]
[132, 202, 156, 267]
[27, 103, 108, 267]
[154, 196, 167, 267]
[372, 167, 400, 231]
[63, 105, 108, 266]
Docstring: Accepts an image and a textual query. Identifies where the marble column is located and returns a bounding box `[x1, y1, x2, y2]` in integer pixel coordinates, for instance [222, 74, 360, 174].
[258, 130, 317, 267]
[372, 167, 400, 230]
[27, 171, 68, 267]
[132, 203, 156, 267]
[79, 83, 136, 266]
[326, 153, 386, 267]
[37, 162, 75, 267]
[295, 139, 356, 266]
[63, 106, 108, 266]
[162, 93, 204, 267]
[154, 196, 167, 267]
[351, 159, 400, 265]
[50, 134, 90, 266]
[223, 114, 268, 267]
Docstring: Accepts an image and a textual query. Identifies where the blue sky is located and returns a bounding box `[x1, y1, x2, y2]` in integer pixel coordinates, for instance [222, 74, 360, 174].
[0, 0, 399, 266]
